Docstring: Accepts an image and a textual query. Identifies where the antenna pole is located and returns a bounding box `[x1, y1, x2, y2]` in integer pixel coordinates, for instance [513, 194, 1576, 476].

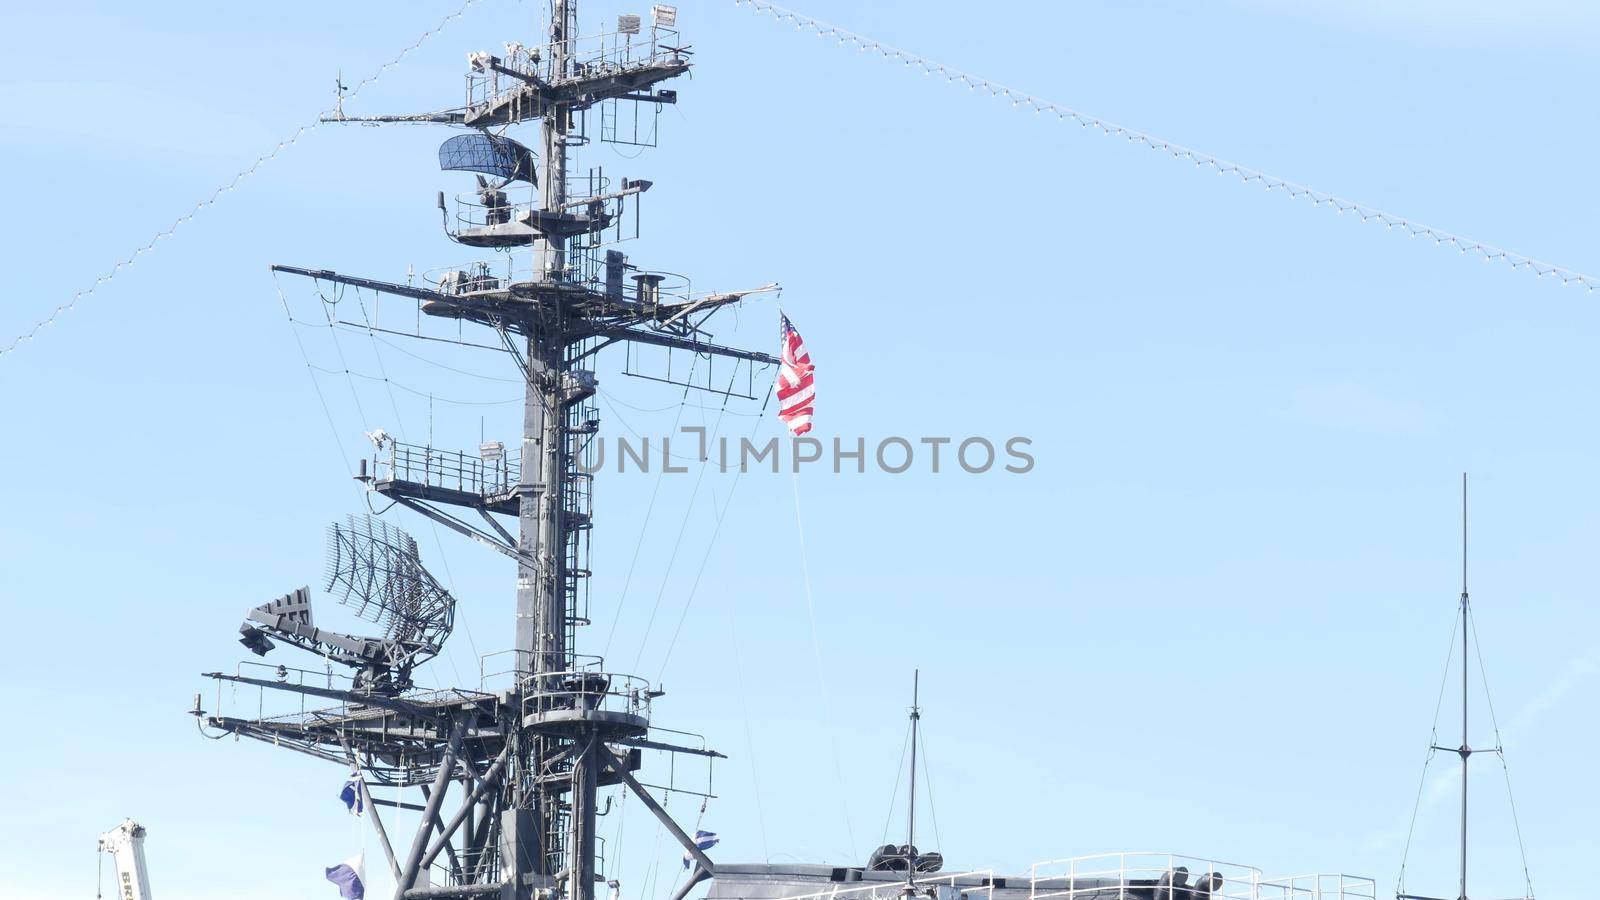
[1458, 474, 1469, 900]
[906, 669, 920, 892]
[1398, 475, 1535, 900]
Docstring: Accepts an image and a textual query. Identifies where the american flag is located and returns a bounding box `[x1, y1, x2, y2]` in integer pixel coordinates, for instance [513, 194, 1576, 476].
[776, 313, 814, 436]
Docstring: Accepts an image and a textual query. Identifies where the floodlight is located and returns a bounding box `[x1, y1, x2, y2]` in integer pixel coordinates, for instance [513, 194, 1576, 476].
[238, 625, 275, 656]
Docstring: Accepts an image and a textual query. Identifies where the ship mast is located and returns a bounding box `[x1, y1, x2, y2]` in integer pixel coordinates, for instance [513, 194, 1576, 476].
[197, 4, 781, 899]
[1456, 475, 1469, 900]
[1398, 474, 1504, 900]
[905, 670, 920, 895]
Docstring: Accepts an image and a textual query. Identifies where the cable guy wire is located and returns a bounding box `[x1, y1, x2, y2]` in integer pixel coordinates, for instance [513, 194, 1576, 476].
[734, 0, 1600, 296]
[0, 0, 493, 360]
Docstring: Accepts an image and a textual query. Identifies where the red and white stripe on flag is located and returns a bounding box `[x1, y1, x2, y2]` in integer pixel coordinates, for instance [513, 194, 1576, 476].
[776, 313, 814, 436]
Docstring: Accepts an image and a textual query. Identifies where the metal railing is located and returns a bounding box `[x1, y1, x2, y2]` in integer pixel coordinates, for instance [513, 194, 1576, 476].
[449, 193, 539, 233]
[763, 859, 1376, 900]
[1030, 853, 1258, 900]
[1027, 855, 1375, 900]
[421, 255, 696, 308]
[478, 649, 530, 692]
[375, 439, 519, 500]
[210, 660, 350, 724]
[465, 26, 686, 112]
[771, 870, 998, 900]
[520, 664, 655, 723]
[1260, 875, 1377, 900]
[446, 174, 615, 235]
[206, 662, 498, 731]
[425, 259, 511, 296]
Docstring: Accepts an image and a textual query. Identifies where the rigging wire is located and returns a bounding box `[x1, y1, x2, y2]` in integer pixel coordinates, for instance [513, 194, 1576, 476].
[630, 368, 744, 673]
[879, 719, 914, 848]
[297, 282, 524, 405]
[598, 391, 727, 463]
[352, 289, 408, 438]
[656, 393, 780, 862]
[272, 273, 359, 485]
[602, 354, 704, 659]
[654, 407, 771, 680]
[640, 792, 670, 900]
[373, 333, 523, 383]
[318, 285, 374, 429]
[1396, 603, 1462, 896]
[305, 362, 522, 406]
[733, 0, 1600, 296]
[348, 286, 473, 692]
[790, 465, 860, 860]
[603, 386, 766, 419]
[915, 721, 943, 853]
[1467, 605, 1537, 898]
[725, 568, 772, 862]
[609, 782, 630, 894]
[282, 275, 486, 696]
[599, 389, 687, 414]
[0, 0, 495, 360]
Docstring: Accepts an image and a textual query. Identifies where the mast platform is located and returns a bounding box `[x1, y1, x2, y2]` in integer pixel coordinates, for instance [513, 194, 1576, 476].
[462, 33, 689, 128]
[369, 439, 521, 518]
[519, 671, 652, 737]
[199, 661, 653, 787]
[199, 666, 507, 782]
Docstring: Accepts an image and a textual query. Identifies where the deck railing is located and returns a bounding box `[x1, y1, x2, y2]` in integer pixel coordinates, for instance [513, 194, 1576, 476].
[1026, 854, 1376, 900]
[465, 25, 686, 112]
[1260, 874, 1378, 900]
[519, 667, 656, 723]
[374, 439, 520, 500]
[770, 870, 999, 900]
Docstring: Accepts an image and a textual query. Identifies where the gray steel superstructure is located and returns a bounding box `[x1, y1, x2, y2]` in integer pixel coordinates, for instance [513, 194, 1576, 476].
[201, 5, 773, 898]
[192, 6, 1397, 900]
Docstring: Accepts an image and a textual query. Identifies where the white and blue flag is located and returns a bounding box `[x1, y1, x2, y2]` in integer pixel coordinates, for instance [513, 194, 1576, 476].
[325, 853, 366, 900]
[339, 772, 364, 816]
[682, 830, 719, 869]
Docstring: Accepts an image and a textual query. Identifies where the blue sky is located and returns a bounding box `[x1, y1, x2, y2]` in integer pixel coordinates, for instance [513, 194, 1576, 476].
[2, 1, 1598, 899]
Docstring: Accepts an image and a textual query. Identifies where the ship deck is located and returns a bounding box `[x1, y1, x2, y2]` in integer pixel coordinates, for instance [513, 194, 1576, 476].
[705, 854, 1374, 900]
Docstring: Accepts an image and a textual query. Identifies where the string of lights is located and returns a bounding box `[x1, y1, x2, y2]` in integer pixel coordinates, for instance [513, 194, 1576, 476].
[0, 0, 493, 360]
[733, 0, 1600, 295]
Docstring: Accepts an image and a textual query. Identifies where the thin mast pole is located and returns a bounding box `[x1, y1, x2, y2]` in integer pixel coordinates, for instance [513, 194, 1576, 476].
[906, 670, 920, 892]
[1459, 473, 1469, 900]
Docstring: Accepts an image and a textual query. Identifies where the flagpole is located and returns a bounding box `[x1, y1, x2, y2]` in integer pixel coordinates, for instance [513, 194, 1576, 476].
[356, 770, 366, 881]
[776, 308, 849, 855]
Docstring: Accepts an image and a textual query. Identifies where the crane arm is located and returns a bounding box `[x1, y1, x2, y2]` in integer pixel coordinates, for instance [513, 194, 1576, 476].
[98, 819, 153, 900]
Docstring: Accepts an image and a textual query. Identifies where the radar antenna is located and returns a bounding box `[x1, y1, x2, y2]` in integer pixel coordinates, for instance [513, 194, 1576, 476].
[235, 515, 455, 694]
[325, 514, 456, 657]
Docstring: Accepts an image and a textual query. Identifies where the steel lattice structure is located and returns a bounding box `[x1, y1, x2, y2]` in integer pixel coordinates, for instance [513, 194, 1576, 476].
[326, 514, 456, 659]
[198, 4, 770, 899]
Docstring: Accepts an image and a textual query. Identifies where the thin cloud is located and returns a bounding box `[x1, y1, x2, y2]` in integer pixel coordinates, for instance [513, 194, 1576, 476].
[1231, 0, 1600, 32]
[1283, 380, 1428, 435]
[1362, 655, 1598, 853]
